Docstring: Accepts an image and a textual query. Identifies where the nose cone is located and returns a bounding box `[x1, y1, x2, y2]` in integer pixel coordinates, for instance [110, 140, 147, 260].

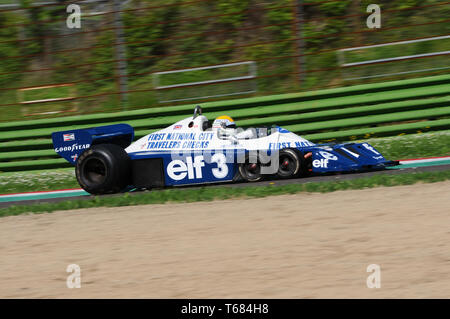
[310, 142, 390, 173]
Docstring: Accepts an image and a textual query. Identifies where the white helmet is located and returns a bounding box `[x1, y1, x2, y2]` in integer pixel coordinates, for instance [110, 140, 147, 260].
[212, 115, 236, 130]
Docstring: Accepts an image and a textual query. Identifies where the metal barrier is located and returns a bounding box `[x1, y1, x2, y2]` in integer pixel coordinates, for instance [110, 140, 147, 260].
[338, 35, 450, 81]
[17, 83, 78, 116]
[152, 61, 258, 103]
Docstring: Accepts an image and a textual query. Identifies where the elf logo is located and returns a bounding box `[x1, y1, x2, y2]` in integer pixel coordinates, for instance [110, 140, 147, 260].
[167, 156, 205, 181]
[312, 158, 329, 168]
[166, 154, 229, 181]
[319, 151, 338, 161]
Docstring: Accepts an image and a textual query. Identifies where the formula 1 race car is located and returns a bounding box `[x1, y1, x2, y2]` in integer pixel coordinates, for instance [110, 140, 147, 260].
[52, 106, 398, 194]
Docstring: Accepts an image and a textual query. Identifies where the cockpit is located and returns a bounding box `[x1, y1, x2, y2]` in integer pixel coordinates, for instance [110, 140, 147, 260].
[187, 105, 277, 140]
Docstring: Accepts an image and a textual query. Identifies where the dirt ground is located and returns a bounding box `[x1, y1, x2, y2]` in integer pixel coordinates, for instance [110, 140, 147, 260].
[1, 181, 449, 298]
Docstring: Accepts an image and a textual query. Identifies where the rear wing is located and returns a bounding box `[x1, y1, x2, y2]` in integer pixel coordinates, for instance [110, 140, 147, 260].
[52, 124, 134, 164]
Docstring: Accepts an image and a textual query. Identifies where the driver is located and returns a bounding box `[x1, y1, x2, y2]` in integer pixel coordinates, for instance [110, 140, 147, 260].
[212, 115, 256, 139]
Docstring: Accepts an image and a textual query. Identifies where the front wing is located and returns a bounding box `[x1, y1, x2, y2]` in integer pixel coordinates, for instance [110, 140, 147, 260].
[303, 142, 398, 173]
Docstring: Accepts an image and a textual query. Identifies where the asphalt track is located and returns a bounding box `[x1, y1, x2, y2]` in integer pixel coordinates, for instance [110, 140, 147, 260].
[1, 156, 449, 208]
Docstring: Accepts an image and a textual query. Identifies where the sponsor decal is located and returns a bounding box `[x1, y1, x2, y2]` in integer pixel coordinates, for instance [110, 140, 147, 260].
[148, 141, 181, 149]
[268, 141, 313, 150]
[277, 127, 290, 133]
[268, 142, 292, 149]
[211, 153, 228, 178]
[174, 124, 182, 130]
[295, 141, 314, 147]
[63, 133, 75, 141]
[319, 151, 338, 161]
[362, 143, 380, 155]
[166, 154, 228, 181]
[54, 143, 90, 153]
[313, 158, 329, 168]
[167, 156, 205, 181]
[71, 154, 79, 161]
[146, 132, 214, 150]
[341, 147, 360, 158]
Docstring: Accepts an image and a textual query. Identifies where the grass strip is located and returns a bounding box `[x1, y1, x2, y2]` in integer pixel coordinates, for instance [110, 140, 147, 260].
[365, 130, 450, 159]
[0, 168, 78, 194]
[1, 169, 450, 218]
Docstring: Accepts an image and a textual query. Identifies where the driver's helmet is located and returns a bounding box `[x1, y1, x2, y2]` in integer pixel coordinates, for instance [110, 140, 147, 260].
[212, 115, 236, 130]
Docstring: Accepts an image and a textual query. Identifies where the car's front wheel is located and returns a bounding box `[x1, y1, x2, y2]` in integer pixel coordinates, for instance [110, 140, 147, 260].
[277, 149, 305, 179]
[76, 144, 131, 195]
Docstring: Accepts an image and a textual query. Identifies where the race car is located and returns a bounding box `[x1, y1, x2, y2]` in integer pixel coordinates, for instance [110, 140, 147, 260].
[52, 106, 398, 194]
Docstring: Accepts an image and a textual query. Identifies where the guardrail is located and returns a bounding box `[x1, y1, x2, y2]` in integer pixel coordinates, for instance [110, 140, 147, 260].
[152, 61, 258, 103]
[0, 74, 449, 172]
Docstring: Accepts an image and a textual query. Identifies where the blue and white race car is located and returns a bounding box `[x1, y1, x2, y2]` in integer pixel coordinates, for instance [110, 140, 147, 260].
[52, 106, 398, 194]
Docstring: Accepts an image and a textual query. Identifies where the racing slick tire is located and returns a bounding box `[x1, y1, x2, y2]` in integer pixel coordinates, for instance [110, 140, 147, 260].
[277, 149, 308, 179]
[76, 144, 131, 195]
[238, 154, 263, 182]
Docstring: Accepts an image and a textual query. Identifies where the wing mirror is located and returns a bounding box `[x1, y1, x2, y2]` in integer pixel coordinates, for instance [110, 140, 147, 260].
[217, 129, 239, 144]
[193, 105, 202, 119]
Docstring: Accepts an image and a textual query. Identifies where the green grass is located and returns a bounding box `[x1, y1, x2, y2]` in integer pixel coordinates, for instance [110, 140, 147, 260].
[363, 130, 450, 159]
[0, 130, 449, 195]
[1, 169, 450, 217]
[0, 168, 78, 194]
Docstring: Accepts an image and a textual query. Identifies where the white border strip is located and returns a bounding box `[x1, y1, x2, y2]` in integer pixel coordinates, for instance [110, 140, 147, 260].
[0, 189, 85, 199]
[343, 66, 450, 81]
[342, 51, 450, 67]
[400, 156, 450, 165]
[158, 90, 257, 103]
[156, 75, 255, 89]
[154, 61, 255, 75]
[339, 35, 450, 52]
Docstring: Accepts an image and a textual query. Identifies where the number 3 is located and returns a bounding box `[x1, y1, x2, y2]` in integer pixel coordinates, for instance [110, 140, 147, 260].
[211, 153, 228, 179]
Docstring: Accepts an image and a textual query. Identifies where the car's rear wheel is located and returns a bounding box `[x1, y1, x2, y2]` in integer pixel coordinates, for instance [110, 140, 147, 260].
[76, 144, 131, 195]
[238, 155, 263, 182]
